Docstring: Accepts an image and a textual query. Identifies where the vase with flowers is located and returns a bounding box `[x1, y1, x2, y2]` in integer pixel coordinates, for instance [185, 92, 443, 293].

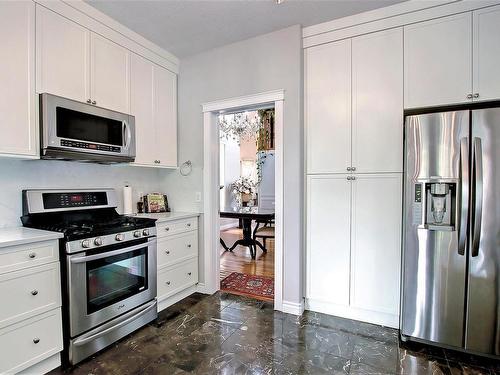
[231, 177, 256, 209]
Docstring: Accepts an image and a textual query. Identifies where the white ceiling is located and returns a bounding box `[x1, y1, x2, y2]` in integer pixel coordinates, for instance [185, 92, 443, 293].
[87, 0, 405, 58]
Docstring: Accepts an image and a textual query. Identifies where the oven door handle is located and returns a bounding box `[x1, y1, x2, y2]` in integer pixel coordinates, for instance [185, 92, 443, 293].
[72, 300, 157, 347]
[70, 239, 156, 264]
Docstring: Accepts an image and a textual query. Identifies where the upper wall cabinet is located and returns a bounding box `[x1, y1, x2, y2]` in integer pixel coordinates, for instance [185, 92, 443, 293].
[131, 54, 177, 168]
[473, 4, 500, 102]
[90, 33, 130, 114]
[0, 1, 37, 158]
[36, 5, 89, 104]
[37, 5, 130, 114]
[352, 28, 403, 174]
[306, 28, 403, 174]
[305, 39, 351, 174]
[404, 13, 472, 108]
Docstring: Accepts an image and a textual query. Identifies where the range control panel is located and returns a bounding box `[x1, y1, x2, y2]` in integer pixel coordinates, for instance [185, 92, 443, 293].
[61, 139, 121, 153]
[43, 191, 108, 209]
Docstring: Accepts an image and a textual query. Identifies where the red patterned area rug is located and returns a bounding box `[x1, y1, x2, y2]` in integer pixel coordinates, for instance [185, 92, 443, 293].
[221, 272, 274, 302]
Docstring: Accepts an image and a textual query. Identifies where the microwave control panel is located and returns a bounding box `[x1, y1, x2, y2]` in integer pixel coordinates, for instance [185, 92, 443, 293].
[61, 139, 121, 153]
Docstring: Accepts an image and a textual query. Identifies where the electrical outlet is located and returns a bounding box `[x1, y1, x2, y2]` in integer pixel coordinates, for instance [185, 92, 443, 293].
[195, 192, 202, 202]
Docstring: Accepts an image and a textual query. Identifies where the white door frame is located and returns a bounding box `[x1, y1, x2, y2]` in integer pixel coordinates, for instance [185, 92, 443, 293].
[201, 89, 284, 311]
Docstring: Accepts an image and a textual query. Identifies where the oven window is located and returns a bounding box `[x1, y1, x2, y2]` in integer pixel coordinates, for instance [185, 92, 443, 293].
[87, 248, 147, 314]
[56, 107, 123, 146]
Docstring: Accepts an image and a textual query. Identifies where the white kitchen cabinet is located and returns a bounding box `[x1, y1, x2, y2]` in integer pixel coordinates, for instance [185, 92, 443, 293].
[90, 33, 130, 113]
[130, 54, 155, 165]
[473, 5, 500, 102]
[0, 1, 37, 158]
[306, 175, 351, 306]
[154, 65, 178, 167]
[350, 174, 402, 316]
[36, 5, 89, 103]
[404, 13, 472, 108]
[306, 39, 351, 174]
[352, 28, 403, 173]
[130, 54, 177, 168]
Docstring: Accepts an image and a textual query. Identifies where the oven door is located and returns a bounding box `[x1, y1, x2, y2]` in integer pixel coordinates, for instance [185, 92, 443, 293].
[67, 237, 156, 337]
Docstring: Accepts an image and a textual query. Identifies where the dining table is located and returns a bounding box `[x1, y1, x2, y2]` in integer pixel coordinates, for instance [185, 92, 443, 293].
[219, 206, 275, 260]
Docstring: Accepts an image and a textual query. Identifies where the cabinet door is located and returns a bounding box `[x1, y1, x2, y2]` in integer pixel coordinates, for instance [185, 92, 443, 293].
[307, 175, 351, 306]
[36, 5, 89, 103]
[0, 1, 37, 157]
[350, 174, 402, 315]
[352, 28, 403, 173]
[90, 33, 130, 113]
[154, 65, 177, 167]
[404, 13, 472, 108]
[130, 54, 156, 166]
[306, 40, 351, 174]
[473, 5, 500, 102]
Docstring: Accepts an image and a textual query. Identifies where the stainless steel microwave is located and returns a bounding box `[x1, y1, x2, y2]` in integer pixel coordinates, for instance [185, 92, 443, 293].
[40, 93, 136, 163]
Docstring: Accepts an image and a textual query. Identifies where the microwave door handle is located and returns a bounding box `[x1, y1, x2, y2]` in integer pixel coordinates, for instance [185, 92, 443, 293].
[471, 137, 483, 257]
[458, 137, 469, 256]
[70, 239, 156, 264]
[72, 300, 157, 346]
[123, 121, 132, 150]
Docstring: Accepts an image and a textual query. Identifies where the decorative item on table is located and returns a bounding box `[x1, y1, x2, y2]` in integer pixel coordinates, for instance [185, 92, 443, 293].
[144, 193, 170, 213]
[231, 177, 256, 209]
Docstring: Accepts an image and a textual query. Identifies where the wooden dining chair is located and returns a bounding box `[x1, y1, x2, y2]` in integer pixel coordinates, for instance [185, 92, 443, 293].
[252, 219, 275, 252]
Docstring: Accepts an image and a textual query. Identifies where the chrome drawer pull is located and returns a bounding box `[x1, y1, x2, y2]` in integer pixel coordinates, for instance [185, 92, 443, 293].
[31, 290, 38, 296]
[33, 338, 40, 344]
[165, 227, 170, 231]
[165, 250, 170, 255]
[186, 223, 191, 227]
[187, 244, 192, 248]
[188, 272, 192, 276]
[166, 281, 171, 285]
[28, 252, 36, 259]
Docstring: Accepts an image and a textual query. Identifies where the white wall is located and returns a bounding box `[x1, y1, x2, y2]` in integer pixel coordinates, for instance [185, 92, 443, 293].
[161, 25, 304, 306]
[0, 158, 165, 228]
[220, 138, 240, 229]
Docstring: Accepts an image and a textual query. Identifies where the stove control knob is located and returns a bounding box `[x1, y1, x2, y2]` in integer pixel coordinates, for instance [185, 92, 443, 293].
[81, 239, 90, 248]
[143, 229, 150, 236]
[94, 237, 103, 246]
[115, 234, 124, 242]
[133, 230, 142, 238]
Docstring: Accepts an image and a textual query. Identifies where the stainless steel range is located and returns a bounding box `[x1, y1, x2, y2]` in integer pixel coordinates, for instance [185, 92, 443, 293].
[21, 189, 158, 366]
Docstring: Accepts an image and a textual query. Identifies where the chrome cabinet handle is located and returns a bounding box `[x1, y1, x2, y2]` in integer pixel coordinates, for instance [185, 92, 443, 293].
[165, 227, 170, 231]
[473, 93, 480, 99]
[346, 167, 352, 171]
[351, 167, 356, 171]
[471, 137, 483, 258]
[33, 338, 40, 344]
[31, 290, 38, 296]
[457, 137, 469, 256]
[86, 99, 92, 103]
[165, 250, 170, 254]
[28, 252, 36, 259]
[186, 223, 191, 227]
[347, 176, 351, 181]
[92, 100, 97, 105]
[187, 272, 192, 276]
[467, 94, 473, 99]
[351, 176, 356, 180]
[187, 244, 192, 248]
[166, 281, 171, 285]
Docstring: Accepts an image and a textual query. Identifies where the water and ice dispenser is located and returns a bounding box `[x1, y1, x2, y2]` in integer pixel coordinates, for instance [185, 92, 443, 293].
[414, 182, 457, 230]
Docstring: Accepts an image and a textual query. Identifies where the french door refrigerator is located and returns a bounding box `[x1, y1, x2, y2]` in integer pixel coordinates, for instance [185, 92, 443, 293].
[402, 107, 500, 357]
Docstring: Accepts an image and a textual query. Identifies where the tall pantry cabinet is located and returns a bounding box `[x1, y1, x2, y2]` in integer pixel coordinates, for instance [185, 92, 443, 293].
[305, 28, 403, 327]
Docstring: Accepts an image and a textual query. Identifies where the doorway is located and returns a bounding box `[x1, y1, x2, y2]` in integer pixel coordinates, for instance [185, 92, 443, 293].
[218, 108, 276, 301]
[201, 90, 284, 311]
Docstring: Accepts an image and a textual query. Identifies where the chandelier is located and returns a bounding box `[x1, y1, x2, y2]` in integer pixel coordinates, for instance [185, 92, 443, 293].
[218, 112, 261, 144]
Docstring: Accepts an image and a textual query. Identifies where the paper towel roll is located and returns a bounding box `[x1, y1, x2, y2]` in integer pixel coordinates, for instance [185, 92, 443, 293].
[123, 185, 133, 214]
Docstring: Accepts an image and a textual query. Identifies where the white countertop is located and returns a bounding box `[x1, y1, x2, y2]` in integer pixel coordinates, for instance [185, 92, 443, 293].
[128, 211, 200, 223]
[0, 227, 63, 248]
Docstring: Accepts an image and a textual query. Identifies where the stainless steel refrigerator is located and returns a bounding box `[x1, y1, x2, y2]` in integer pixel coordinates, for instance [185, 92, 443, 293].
[401, 107, 500, 357]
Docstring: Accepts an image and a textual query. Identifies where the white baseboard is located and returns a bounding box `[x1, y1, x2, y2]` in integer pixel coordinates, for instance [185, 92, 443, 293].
[157, 285, 198, 312]
[282, 300, 305, 316]
[195, 282, 216, 295]
[306, 298, 399, 328]
[19, 353, 60, 375]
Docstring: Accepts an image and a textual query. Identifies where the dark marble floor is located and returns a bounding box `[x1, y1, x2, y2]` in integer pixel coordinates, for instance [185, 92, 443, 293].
[51, 292, 499, 374]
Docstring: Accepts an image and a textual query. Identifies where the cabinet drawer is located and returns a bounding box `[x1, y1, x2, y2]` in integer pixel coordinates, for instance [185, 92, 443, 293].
[0, 308, 63, 374]
[0, 262, 61, 329]
[157, 232, 198, 268]
[157, 259, 198, 299]
[156, 217, 198, 238]
[0, 240, 59, 275]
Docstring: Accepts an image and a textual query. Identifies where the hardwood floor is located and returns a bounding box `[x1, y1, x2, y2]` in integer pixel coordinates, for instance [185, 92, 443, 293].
[219, 227, 274, 281]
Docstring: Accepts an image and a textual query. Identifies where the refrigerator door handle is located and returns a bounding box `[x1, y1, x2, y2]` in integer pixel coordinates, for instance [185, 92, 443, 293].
[471, 137, 483, 257]
[458, 137, 469, 256]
